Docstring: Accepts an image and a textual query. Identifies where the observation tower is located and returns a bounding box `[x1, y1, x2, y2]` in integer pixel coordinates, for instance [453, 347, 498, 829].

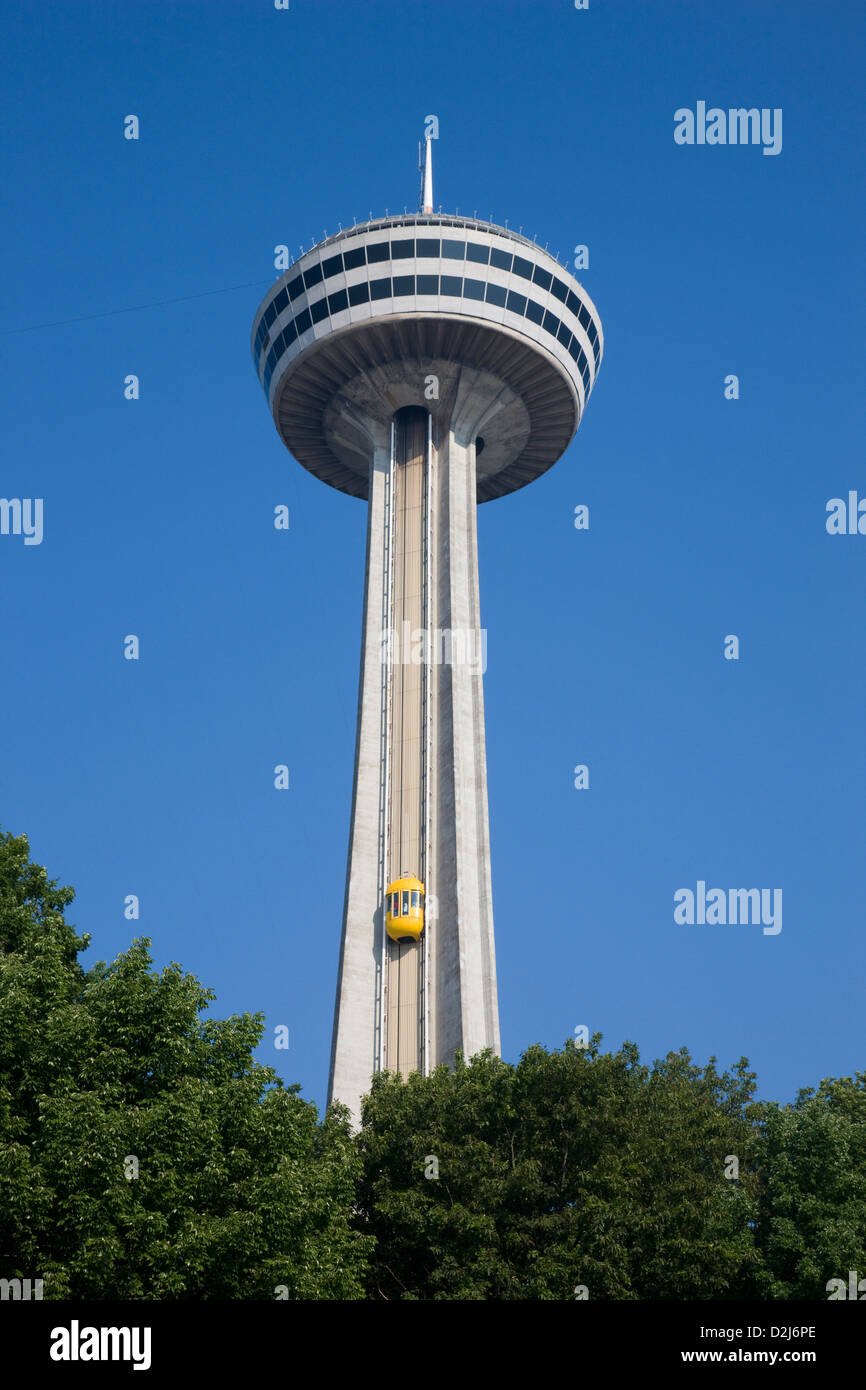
[251, 137, 603, 1123]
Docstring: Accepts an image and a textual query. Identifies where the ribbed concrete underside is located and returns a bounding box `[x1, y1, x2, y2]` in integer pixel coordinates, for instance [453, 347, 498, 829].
[274, 315, 578, 502]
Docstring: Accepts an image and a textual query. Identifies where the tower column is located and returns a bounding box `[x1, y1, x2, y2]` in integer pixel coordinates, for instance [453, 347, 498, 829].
[427, 423, 500, 1070]
[328, 425, 391, 1118]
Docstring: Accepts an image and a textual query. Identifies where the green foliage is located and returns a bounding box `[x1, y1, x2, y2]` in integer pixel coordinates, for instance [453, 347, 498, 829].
[2, 825, 864, 1300]
[752, 1074, 866, 1298]
[354, 1039, 762, 1299]
[0, 828, 371, 1299]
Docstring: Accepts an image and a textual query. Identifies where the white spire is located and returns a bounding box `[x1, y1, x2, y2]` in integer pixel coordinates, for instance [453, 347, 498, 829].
[422, 133, 433, 214]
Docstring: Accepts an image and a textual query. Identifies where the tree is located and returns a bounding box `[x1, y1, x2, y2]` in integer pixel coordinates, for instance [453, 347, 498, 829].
[0, 827, 371, 1299]
[354, 1039, 762, 1300]
[752, 1074, 866, 1299]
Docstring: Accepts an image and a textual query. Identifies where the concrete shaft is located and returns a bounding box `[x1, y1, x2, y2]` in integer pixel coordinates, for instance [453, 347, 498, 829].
[328, 399, 500, 1125]
[386, 409, 426, 1080]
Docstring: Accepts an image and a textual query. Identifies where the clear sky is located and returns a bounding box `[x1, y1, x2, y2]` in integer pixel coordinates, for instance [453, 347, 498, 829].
[2, 0, 864, 1111]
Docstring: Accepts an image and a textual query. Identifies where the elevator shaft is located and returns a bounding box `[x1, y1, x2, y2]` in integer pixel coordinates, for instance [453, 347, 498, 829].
[385, 406, 428, 1077]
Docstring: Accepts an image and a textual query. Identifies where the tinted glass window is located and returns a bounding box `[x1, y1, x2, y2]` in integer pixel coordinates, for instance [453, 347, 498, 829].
[588, 320, 598, 343]
[506, 290, 527, 315]
[393, 275, 415, 296]
[532, 266, 552, 290]
[582, 363, 592, 391]
[557, 322, 572, 347]
[401, 891, 409, 914]
[370, 277, 392, 300]
[463, 277, 485, 300]
[490, 247, 512, 271]
[416, 238, 440, 257]
[551, 277, 568, 303]
[440, 275, 463, 296]
[283, 320, 298, 346]
[348, 281, 370, 306]
[513, 255, 533, 280]
[417, 274, 438, 294]
[367, 241, 389, 263]
[328, 288, 349, 313]
[411, 891, 419, 907]
[391, 239, 414, 258]
[485, 282, 507, 306]
[288, 275, 305, 301]
[467, 242, 490, 264]
[323, 254, 343, 279]
[568, 337, 581, 361]
[303, 263, 323, 289]
[343, 246, 366, 270]
[264, 303, 277, 328]
[525, 299, 544, 324]
[442, 239, 465, 259]
[543, 309, 561, 334]
[566, 290, 581, 316]
[274, 288, 289, 314]
[294, 308, 312, 335]
[578, 304, 591, 331]
[310, 297, 329, 324]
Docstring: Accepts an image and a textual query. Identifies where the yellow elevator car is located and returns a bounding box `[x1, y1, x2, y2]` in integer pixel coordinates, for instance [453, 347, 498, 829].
[385, 874, 425, 942]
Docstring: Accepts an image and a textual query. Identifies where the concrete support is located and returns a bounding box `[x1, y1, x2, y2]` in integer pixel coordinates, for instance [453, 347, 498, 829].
[327, 430, 390, 1120]
[328, 395, 502, 1126]
[427, 423, 500, 1070]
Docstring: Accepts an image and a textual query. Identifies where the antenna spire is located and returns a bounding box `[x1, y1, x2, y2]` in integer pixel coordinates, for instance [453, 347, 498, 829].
[421, 132, 433, 214]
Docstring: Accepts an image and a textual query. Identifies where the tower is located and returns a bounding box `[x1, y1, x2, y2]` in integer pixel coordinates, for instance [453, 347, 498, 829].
[251, 137, 603, 1123]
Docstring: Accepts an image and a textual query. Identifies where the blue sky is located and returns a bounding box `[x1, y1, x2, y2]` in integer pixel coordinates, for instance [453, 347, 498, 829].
[2, 0, 864, 1112]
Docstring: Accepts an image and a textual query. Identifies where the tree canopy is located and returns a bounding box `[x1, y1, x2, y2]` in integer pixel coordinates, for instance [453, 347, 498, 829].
[2, 825, 863, 1300]
[0, 827, 370, 1299]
